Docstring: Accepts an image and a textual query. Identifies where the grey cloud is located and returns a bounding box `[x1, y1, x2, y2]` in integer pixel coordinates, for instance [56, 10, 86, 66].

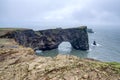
[0, 0, 120, 29]
[71, 0, 120, 25]
[1, 0, 67, 20]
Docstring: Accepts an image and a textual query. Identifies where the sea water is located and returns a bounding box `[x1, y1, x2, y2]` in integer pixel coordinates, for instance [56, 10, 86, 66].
[36, 27, 120, 62]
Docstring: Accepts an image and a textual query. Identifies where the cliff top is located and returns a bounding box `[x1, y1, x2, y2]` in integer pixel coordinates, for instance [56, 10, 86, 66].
[37, 26, 87, 31]
[0, 28, 31, 37]
[0, 28, 31, 31]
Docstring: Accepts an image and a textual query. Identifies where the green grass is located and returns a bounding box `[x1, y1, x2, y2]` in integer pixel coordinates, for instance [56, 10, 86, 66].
[0, 28, 29, 31]
[0, 28, 31, 36]
[107, 62, 120, 68]
[106, 62, 120, 73]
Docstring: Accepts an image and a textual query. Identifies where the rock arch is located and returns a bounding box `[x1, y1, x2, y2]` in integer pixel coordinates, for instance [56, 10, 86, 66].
[0, 26, 89, 51]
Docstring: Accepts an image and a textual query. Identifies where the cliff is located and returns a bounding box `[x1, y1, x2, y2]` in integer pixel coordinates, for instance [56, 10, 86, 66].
[0, 26, 89, 51]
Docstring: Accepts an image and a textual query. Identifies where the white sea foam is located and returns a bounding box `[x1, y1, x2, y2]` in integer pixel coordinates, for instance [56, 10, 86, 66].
[88, 48, 92, 51]
[91, 43, 102, 47]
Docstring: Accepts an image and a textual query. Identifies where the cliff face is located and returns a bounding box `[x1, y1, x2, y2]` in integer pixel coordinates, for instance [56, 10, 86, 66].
[0, 26, 89, 51]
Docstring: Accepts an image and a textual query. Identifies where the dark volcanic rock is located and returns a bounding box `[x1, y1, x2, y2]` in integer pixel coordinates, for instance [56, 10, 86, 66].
[87, 29, 94, 33]
[0, 26, 89, 51]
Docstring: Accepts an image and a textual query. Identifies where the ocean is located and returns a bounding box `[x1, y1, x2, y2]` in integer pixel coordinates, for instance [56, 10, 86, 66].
[36, 27, 120, 62]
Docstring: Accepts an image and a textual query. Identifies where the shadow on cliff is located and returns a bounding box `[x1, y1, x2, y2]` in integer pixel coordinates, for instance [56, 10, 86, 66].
[36, 41, 88, 58]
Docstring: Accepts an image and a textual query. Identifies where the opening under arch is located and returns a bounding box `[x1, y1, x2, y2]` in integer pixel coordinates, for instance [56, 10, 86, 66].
[58, 41, 72, 54]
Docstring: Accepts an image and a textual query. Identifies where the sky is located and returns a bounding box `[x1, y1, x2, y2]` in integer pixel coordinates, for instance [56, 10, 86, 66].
[0, 0, 120, 30]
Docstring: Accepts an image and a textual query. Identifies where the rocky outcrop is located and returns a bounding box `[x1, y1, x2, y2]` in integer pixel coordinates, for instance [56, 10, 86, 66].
[87, 29, 94, 33]
[0, 26, 89, 51]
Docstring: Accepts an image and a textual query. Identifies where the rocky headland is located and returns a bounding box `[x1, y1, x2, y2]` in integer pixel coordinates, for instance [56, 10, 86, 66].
[0, 28, 120, 80]
[0, 26, 89, 51]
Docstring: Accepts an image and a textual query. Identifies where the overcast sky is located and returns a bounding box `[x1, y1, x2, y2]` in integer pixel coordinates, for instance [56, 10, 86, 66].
[0, 0, 120, 30]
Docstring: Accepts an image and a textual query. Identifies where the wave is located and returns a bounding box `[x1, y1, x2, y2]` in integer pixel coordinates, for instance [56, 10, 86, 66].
[88, 48, 92, 51]
[91, 43, 102, 47]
